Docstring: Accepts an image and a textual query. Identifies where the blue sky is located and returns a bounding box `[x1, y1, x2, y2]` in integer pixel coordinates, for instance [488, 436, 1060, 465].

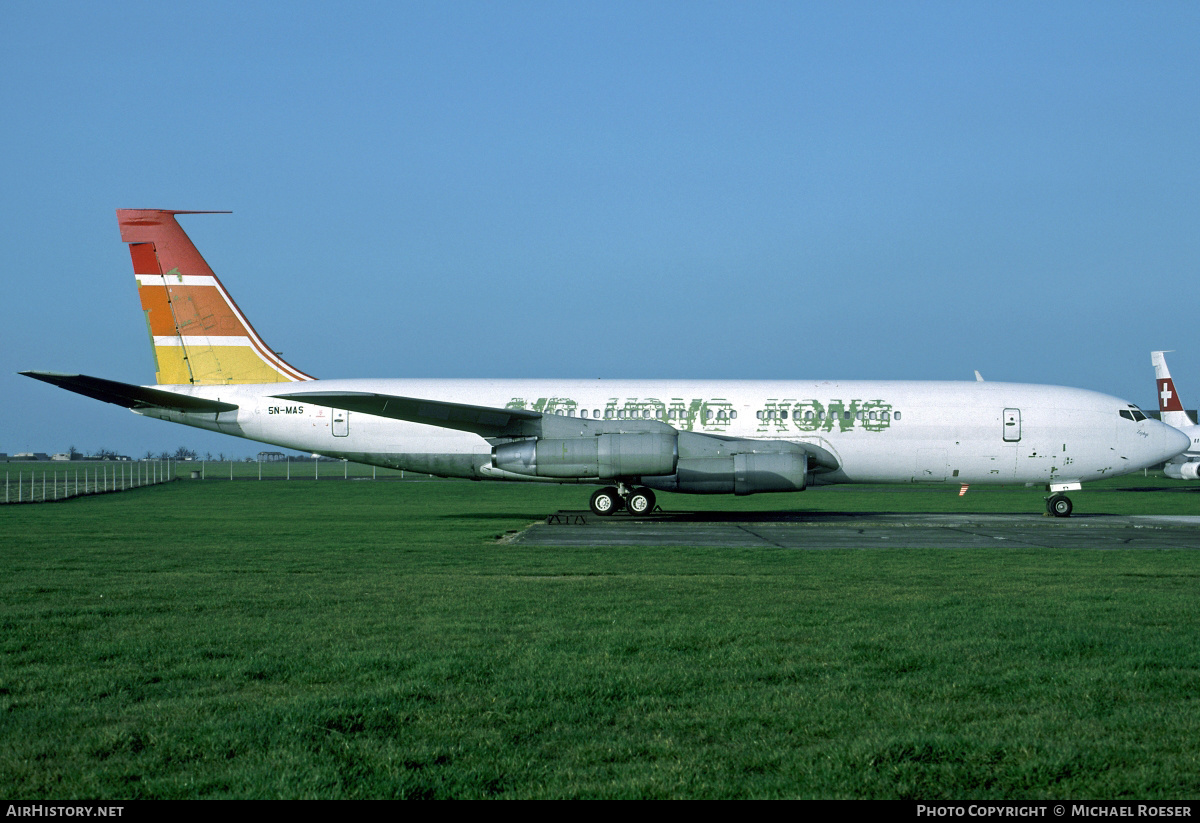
[3, 1, 1199, 458]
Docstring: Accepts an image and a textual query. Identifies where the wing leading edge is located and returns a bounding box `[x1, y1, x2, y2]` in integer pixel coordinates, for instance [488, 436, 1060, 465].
[271, 390, 545, 438]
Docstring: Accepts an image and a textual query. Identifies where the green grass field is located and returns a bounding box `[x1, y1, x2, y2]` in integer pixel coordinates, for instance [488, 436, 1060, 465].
[2, 476, 1199, 798]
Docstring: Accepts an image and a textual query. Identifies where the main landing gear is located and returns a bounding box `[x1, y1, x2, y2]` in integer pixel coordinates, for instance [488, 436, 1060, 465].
[589, 483, 657, 517]
[1045, 493, 1073, 518]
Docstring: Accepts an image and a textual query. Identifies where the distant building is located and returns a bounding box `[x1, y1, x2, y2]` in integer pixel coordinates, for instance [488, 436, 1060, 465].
[257, 451, 287, 462]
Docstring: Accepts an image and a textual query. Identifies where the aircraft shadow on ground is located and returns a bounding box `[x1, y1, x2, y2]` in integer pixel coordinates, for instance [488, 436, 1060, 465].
[537, 510, 1034, 523]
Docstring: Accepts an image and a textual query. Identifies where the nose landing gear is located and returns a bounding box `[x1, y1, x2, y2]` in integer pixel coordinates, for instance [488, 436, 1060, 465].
[1045, 493, 1073, 517]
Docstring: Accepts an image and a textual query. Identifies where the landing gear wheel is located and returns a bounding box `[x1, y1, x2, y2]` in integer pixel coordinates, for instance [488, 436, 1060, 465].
[1046, 493, 1073, 518]
[626, 488, 656, 516]
[590, 487, 622, 516]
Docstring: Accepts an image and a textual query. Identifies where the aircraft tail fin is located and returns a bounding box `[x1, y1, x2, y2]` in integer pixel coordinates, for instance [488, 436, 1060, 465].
[117, 209, 314, 385]
[1151, 350, 1193, 428]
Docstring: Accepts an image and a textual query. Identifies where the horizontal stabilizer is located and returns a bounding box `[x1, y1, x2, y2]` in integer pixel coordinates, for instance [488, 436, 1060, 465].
[273, 390, 543, 437]
[20, 371, 238, 413]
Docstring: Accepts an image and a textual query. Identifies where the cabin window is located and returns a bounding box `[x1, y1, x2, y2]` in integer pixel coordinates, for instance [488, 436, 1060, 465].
[881, 412, 889, 421]
[894, 411, 901, 420]
[730, 410, 737, 419]
[705, 409, 713, 420]
[580, 409, 588, 418]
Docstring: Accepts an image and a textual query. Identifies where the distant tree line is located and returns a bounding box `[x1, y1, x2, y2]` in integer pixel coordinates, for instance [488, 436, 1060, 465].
[38, 445, 315, 463]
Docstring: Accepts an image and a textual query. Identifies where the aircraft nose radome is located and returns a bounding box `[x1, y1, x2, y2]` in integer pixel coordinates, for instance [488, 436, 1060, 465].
[1157, 423, 1192, 463]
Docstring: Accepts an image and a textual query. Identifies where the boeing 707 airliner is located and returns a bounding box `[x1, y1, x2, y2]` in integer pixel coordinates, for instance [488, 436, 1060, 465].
[21, 210, 1189, 517]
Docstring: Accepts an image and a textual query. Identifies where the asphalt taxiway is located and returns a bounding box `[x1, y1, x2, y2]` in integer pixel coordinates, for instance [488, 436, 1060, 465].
[510, 511, 1200, 550]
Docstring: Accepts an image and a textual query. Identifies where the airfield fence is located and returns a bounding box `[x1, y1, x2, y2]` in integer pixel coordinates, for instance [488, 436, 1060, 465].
[182, 458, 422, 481]
[3, 460, 176, 504]
[3, 458, 433, 503]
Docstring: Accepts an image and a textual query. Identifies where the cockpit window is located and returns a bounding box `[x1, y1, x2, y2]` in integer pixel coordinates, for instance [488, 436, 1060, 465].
[1121, 406, 1148, 422]
[1120, 410, 1134, 421]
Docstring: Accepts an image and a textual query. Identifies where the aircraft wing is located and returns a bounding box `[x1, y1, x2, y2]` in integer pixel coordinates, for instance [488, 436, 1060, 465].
[20, 371, 238, 414]
[272, 390, 545, 437]
[275, 389, 841, 470]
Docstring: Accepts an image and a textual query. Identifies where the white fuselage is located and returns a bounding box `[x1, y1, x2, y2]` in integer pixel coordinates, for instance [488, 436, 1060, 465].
[134, 378, 1188, 489]
[1174, 425, 1200, 461]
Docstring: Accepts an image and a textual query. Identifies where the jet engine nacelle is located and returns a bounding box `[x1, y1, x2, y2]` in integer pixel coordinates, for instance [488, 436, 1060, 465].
[491, 433, 678, 479]
[1164, 461, 1200, 480]
[643, 451, 808, 496]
